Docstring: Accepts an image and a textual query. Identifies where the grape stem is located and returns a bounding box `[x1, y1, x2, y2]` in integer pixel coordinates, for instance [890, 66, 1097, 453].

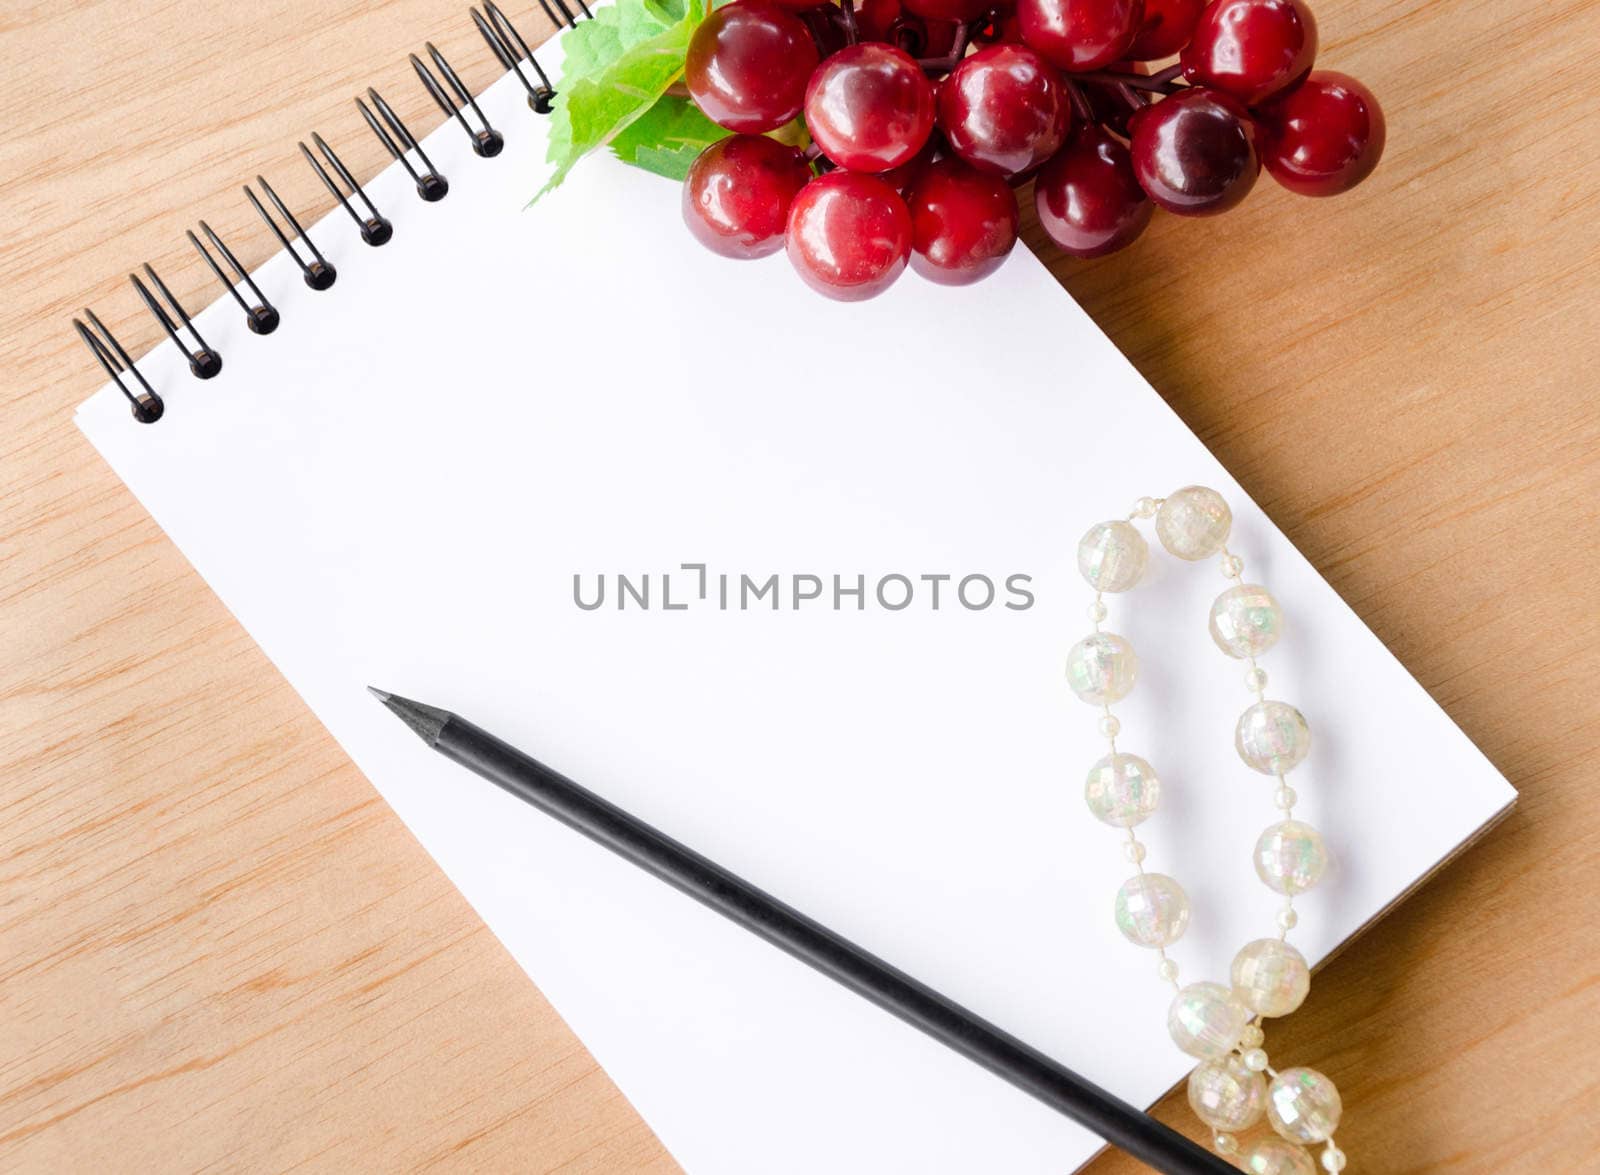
[949, 19, 972, 61]
[916, 18, 971, 76]
[1073, 64, 1186, 94]
[1114, 81, 1148, 111]
[838, 0, 858, 45]
[1064, 80, 1095, 124]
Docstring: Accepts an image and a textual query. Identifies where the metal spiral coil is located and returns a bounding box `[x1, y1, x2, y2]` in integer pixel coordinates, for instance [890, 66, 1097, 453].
[75, 1, 587, 421]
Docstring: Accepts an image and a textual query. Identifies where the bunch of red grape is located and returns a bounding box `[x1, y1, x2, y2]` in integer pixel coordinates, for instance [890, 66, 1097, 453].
[680, 0, 1384, 300]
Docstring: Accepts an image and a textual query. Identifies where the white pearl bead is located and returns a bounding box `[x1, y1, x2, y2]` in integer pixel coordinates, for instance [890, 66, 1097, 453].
[1321, 1143, 1347, 1172]
[1114, 873, 1190, 948]
[1085, 753, 1161, 828]
[1242, 1137, 1318, 1175]
[1158, 958, 1180, 982]
[1066, 633, 1138, 705]
[1087, 599, 1108, 622]
[1130, 495, 1159, 519]
[1277, 906, 1299, 931]
[1244, 1047, 1270, 1071]
[1210, 584, 1284, 659]
[1156, 486, 1232, 560]
[1098, 714, 1122, 739]
[1214, 1133, 1239, 1156]
[1123, 839, 1147, 864]
[1274, 784, 1297, 810]
[1078, 520, 1149, 593]
[1232, 938, 1312, 1017]
[1246, 666, 1269, 693]
[1255, 821, 1329, 895]
[1238, 1022, 1265, 1049]
[1167, 981, 1252, 1059]
[1236, 700, 1312, 775]
[1268, 1067, 1343, 1144]
[1187, 1054, 1267, 1131]
[1219, 553, 1244, 578]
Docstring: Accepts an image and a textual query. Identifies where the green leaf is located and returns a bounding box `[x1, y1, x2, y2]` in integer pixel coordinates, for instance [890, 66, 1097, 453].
[558, 0, 691, 87]
[609, 96, 731, 182]
[536, 0, 707, 201]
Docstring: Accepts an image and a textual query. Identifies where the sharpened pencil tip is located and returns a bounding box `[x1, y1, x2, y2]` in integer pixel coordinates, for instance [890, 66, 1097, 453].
[367, 686, 452, 746]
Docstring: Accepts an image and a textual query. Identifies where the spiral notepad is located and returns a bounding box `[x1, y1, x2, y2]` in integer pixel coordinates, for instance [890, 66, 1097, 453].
[72, 6, 1514, 1172]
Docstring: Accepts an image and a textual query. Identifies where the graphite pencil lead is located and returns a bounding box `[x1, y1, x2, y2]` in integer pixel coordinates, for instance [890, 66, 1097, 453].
[367, 688, 451, 745]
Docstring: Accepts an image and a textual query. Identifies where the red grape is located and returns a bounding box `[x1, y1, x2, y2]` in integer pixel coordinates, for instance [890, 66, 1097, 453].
[913, 16, 967, 57]
[798, 3, 857, 57]
[685, 2, 820, 133]
[1257, 70, 1384, 196]
[1180, 0, 1317, 107]
[683, 135, 815, 258]
[879, 132, 945, 195]
[907, 156, 1020, 283]
[1035, 125, 1152, 256]
[1126, 0, 1204, 59]
[905, 0, 996, 19]
[1130, 86, 1259, 214]
[786, 171, 913, 300]
[937, 44, 1071, 177]
[855, 2, 966, 56]
[857, 0, 905, 43]
[1016, 0, 1144, 72]
[805, 43, 937, 172]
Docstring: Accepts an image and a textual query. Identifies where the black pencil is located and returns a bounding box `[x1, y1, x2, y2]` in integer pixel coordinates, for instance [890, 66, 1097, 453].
[369, 687, 1232, 1175]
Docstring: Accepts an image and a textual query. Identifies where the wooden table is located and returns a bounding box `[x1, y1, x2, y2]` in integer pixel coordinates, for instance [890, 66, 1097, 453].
[3, 0, 1598, 1170]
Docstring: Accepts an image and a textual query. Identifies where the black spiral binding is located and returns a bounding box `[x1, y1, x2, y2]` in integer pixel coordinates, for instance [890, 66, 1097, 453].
[301, 134, 394, 246]
[246, 175, 338, 290]
[74, 310, 163, 423]
[359, 88, 450, 202]
[130, 263, 223, 379]
[473, 1, 555, 113]
[413, 43, 504, 157]
[540, 0, 594, 29]
[76, 1, 584, 423]
[190, 221, 282, 336]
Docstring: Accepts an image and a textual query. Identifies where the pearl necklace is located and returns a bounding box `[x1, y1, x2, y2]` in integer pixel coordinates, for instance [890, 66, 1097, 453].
[1069, 486, 1347, 1175]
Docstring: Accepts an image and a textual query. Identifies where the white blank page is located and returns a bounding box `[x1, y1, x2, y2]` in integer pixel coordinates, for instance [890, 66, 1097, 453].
[77, 51, 1513, 1175]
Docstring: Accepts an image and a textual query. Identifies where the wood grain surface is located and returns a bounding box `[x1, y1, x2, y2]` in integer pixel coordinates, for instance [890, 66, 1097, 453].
[3, 0, 1598, 1171]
